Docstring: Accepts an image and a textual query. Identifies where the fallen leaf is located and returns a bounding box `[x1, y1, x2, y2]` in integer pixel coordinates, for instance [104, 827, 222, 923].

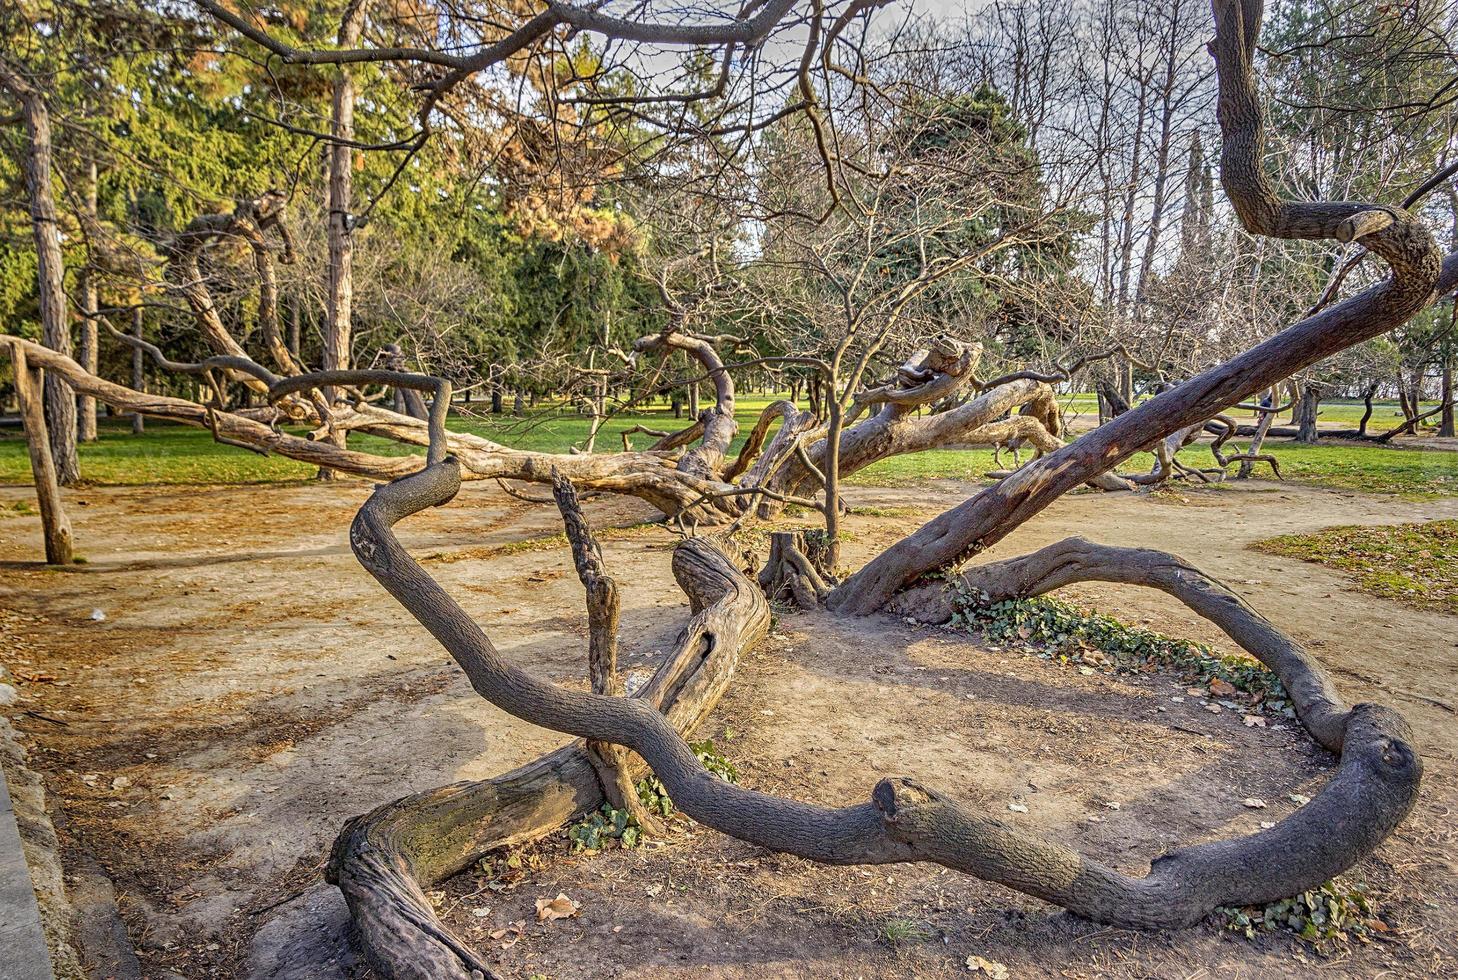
[111, 776, 131, 790]
[1203, 704, 1222, 714]
[1288, 793, 1311, 806]
[490, 921, 524, 948]
[1242, 798, 1267, 809]
[1187, 687, 1208, 697]
[470, 907, 492, 918]
[535, 893, 580, 923]
[1007, 803, 1028, 813]
[965, 954, 1010, 978]
[1103, 800, 1121, 810]
[1209, 679, 1237, 697]
[1259, 821, 1276, 830]
[1243, 715, 1267, 728]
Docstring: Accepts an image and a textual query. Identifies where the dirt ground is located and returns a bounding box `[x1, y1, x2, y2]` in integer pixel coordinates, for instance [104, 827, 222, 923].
[1, 475, 1456, 979]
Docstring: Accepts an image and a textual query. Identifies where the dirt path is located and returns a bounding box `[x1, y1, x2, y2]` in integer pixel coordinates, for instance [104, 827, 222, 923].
[1, 478, 1455, 979]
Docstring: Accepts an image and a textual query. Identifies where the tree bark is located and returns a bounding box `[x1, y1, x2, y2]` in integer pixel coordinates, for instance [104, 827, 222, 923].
[1441, 353, 1455, 438]
[131, 307, 145, 435]
[337, 460, 1420, 971]
[77, 159, 99, 442]
[0, 58, 79, 485]
[1295, 384, 1320, 444]
[9, 342, 73, 564]
[330, 477, 769, 979]
[1236, 392, 1274, 479]
[1358, 382, 1377, 436]
[288, 294, 302, 360]
[320, 2, 367, 470]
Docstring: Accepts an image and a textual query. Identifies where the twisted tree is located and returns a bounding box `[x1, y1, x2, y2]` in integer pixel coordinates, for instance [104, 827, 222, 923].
[307, 2, 1449, 972]
[3, 1, 1455, 977]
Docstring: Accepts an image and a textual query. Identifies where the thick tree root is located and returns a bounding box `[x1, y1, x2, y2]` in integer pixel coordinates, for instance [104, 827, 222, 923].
[757, 529, 836, 608]
[333, 457, 1419, 978]
[328, 470, 769, 978]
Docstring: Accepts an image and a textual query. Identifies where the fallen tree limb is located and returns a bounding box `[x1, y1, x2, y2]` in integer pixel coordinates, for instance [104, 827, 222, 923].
[331, 459, 1419, 975]
[328, 464, 769, 978]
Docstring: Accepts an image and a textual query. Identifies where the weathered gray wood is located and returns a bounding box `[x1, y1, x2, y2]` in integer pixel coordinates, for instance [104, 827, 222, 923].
[10, 343, 73, 565]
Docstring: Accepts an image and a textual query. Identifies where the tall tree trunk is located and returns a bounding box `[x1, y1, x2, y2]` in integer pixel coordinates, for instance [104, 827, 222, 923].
[1440, 348, 1455, 438]
[131, 306, 145, 435]
[0, 59, 79, 484]
[1295, 384, 1320, 444]
[320, 3, 366, 474]
[1115, 59, 1152, 308]
[1237, 388, 1275, 478]
[1357, 382, 1377, 437]
[1133, 0, 1186, 305]
[288, 294, 302, 359]
[77, 160, 99, 442]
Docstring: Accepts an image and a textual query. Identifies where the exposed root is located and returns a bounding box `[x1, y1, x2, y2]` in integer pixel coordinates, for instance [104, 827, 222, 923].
[325, 410, 1420, 977]
[328, 466, 769, 978]
[757, 529, 836, 608]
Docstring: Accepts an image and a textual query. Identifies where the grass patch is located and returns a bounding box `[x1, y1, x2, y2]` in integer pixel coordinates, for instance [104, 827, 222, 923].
[849, 504, 928, 518]
[876, 918, 931, 946]
[949, 591, 1290, 712]
[2, 400, 1451, 498]
[1255, 441, 1458, 498]
[1253, 520, 1458, 615]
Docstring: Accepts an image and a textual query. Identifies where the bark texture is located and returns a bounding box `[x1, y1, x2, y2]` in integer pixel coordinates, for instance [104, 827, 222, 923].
[8, 342, 73, 564]
[331, 458, 1419, 974]
[0, 57, 79, 484]
[328, 467, 769, 978]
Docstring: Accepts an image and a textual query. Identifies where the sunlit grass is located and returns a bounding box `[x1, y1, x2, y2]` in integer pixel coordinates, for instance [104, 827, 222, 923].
[1254, 520, 1458, 615]
[1, 393, 1452, 497]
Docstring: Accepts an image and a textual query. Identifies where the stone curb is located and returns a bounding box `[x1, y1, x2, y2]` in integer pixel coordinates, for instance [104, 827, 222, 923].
[0, 756, 55, 980]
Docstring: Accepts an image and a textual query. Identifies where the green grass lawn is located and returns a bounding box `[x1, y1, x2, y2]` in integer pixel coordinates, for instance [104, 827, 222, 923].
[1059, 393, 1433, 428]
[1, 394, 1453, 496]
[1253, 520, 1458, 615]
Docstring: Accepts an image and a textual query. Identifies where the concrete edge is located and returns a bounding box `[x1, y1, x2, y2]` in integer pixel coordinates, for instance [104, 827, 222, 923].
[0, 717, 58, 980]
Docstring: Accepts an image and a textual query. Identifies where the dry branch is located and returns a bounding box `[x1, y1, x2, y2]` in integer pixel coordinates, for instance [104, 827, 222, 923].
[7, 341, 72, 564]
[329, 462, 769, 978]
